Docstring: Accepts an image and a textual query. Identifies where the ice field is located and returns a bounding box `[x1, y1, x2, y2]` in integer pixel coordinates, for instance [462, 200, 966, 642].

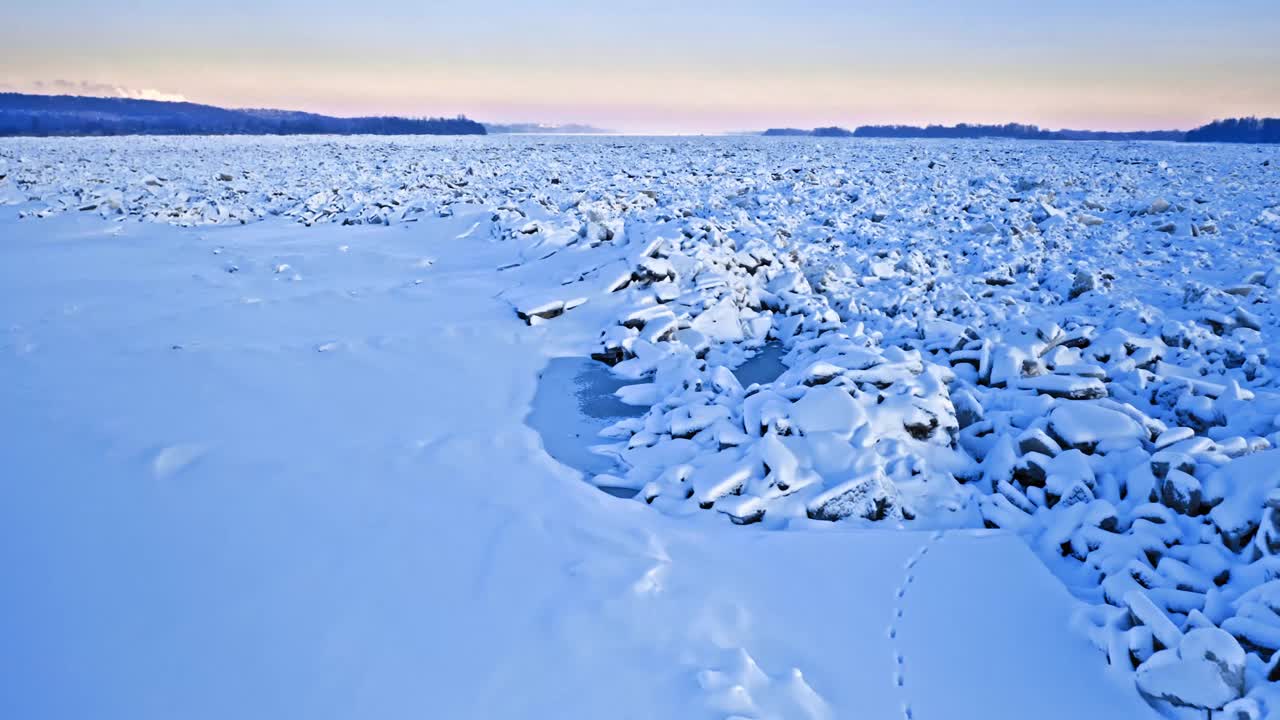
[3, 135, 1280, 719]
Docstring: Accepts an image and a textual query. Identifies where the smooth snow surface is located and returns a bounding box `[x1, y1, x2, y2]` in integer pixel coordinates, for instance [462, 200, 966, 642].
[4, 134, 1277, 719]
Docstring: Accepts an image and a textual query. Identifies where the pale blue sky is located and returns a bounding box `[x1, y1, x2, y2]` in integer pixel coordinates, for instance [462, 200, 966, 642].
[3, 0, 1278, 131]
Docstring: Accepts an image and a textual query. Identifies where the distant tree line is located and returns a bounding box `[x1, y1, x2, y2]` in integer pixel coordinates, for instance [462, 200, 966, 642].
[1184, 117, 1280, 144]
[762, 120, 1276, 144]
[0, 93, 486, 136]
[3, 94, 1277, 143]
[764, 126, 855, 138]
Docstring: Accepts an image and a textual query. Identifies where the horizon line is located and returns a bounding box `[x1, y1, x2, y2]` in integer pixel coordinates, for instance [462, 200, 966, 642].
[4, 90, 1253, 136]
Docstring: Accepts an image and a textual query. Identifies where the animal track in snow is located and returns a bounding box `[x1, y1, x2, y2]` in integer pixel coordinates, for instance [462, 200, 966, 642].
[888, 531, 944, 719]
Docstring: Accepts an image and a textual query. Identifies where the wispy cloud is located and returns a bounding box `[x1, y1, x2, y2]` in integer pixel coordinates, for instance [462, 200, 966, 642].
[4, 79, 187, 103]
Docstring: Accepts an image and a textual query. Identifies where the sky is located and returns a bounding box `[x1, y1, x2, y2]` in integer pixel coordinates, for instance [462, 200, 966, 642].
[3, 0, 1279, 132]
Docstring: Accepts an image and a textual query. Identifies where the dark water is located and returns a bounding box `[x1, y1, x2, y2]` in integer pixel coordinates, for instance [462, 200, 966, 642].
[527, 357, 647, 492]
[733, 343, 787, 387]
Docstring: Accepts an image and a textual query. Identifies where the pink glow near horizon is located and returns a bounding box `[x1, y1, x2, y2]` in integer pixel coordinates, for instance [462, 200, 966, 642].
[4, 0, 1279, 133]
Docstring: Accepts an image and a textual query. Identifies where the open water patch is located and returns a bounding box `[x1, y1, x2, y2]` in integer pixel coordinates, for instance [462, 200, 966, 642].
[528, 357, 647, 496]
